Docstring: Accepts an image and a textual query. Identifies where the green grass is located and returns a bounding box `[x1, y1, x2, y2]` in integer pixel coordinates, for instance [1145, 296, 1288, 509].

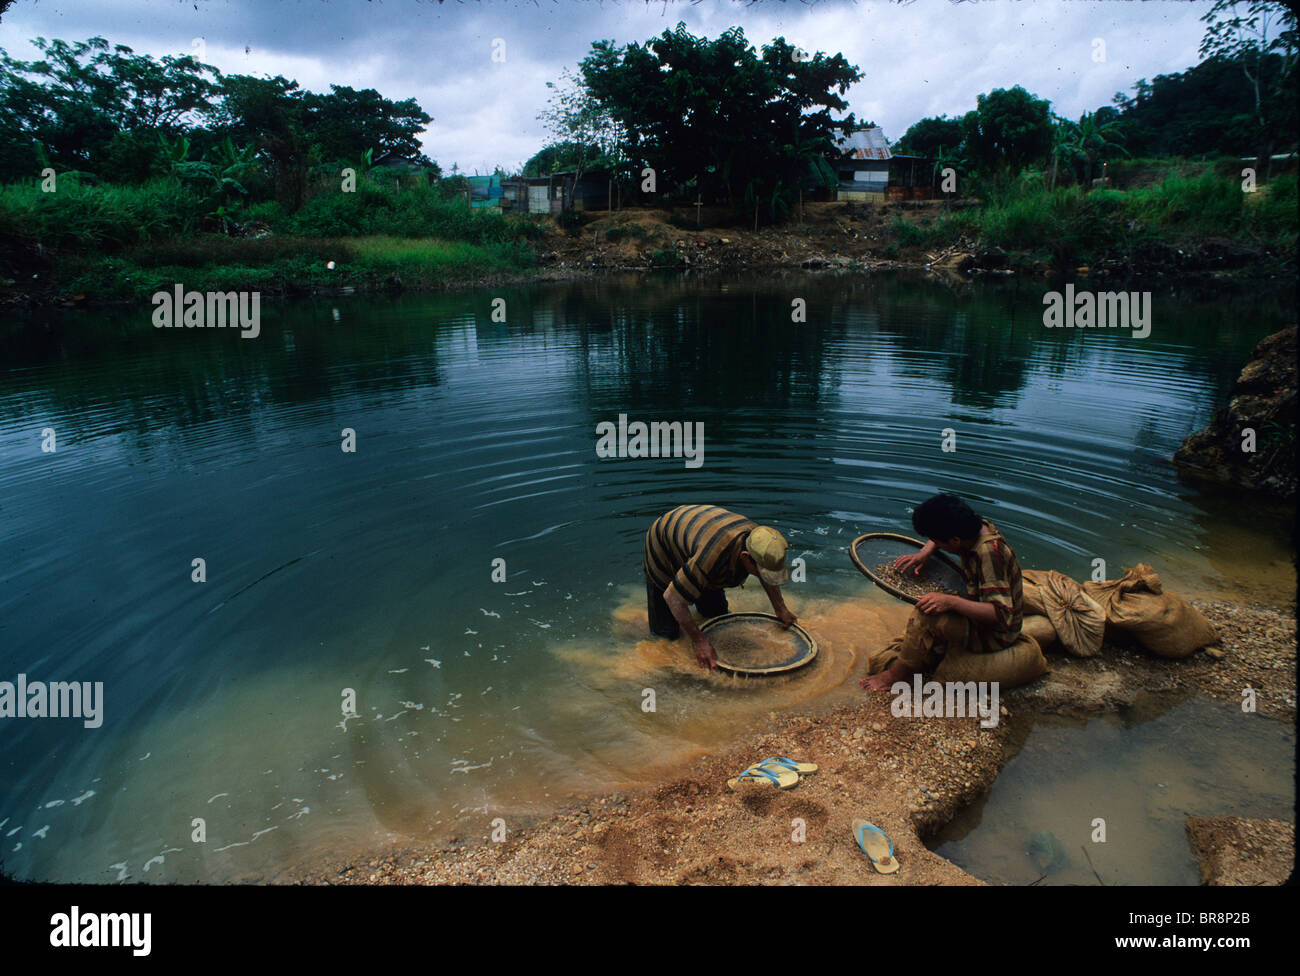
[58, 234, 537, 301]
[888, 170, 1297, 265]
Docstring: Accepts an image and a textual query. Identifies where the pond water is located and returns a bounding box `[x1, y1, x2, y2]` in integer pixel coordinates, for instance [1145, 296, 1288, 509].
[0, 271, 1293, 882]
[930, 695, 1295, 885]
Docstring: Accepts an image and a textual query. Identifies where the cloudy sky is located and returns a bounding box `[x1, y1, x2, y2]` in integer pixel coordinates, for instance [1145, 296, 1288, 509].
[0, 0, 1210, 173]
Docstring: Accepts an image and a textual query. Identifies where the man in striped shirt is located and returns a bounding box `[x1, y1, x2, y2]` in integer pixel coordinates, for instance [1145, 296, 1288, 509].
[644, 504, 797, 670]
[861, 494, 1024, 690]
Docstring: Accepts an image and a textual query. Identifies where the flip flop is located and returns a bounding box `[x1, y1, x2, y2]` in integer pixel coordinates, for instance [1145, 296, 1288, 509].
[727, 762, 799, 791]
[852, 820, 900, 874]
[757, 756, 819, 776]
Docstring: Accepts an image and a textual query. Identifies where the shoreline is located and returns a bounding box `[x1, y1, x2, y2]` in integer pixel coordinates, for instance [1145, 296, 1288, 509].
[290, 596, 1296, 887]
[5, 198, 1295, 310]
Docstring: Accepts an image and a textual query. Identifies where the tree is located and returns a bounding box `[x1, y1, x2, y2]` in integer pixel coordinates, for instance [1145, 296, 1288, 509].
[1199, 0, 1299, 178]
[1048, 114, 1079, 190]
[302, 84, 433, 166]
[0, 36, 219, 178]
[523, 140, 603, 177]
[577, 23, 861, 223]
[1108, 58, 1272, 158]
[211, 74, 314, 212]
[893, 115, 964, 159]
[537, 67, 628, 209]
[960, 86, 1054, 185]
[1068, 110, 1129, 185]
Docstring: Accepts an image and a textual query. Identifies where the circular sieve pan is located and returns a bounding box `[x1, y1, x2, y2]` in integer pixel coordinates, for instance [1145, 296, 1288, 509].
[699, 612, 818, 675]
[850, 532, 966, 605]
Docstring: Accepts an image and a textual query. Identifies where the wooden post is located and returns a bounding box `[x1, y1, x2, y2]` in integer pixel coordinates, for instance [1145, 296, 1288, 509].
[608, 178, 612, 212]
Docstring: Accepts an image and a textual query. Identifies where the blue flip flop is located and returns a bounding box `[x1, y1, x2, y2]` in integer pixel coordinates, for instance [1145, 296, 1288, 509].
[727, 762, 798, 790]
[852, 819, 899, 874]
[758, 756, 819, 776]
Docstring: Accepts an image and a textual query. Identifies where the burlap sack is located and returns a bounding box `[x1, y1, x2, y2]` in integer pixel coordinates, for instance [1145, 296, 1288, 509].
[1022, 569, 1105, 658]
[1023, 576, 1048, 616]
[1021, 613, 1058, 648]
[1082, 563, 1219, 659]
[934, 634, 1048, 688]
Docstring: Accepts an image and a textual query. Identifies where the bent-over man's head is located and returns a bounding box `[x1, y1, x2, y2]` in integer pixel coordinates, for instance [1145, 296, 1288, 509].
[743, 525, 791, 585]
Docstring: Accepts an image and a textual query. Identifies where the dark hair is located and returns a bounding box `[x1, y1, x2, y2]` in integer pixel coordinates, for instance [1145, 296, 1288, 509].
[912, 494, 982, 541]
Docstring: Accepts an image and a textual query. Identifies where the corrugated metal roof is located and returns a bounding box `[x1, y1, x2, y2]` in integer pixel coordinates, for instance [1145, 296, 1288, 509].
[835, 126, 892, 160]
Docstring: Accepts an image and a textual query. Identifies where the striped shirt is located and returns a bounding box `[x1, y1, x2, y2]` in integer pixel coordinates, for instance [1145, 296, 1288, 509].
[644, 505, 756, 604]
[961, 520, 1024, 650]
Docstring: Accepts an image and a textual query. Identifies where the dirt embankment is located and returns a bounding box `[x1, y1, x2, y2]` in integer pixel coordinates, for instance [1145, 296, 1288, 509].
[1184, 816, 1295, 886]
[535, 201, 1288, 280]
[538, 200, 983, 277]
[294, 597, 1295, 887]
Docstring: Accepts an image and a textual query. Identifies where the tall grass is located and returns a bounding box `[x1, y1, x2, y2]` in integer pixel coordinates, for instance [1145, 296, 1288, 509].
[278, 181, 548, 244]
[891, 170, 1297, 259]
[0, 177, 201, 250]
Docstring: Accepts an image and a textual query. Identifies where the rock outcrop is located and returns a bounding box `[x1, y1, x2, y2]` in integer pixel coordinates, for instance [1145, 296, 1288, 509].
[1174, 325, 1296, 499]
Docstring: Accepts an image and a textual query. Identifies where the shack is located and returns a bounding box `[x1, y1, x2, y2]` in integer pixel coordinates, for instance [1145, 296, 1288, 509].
[833, 126, 892, 202]
[474, 170, 614, 214]
[831, 126, 938, 201]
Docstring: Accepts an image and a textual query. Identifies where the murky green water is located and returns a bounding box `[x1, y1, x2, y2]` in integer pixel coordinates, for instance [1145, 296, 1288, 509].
[0, 271, 1293, 882]
[930, 696, 1296, 885]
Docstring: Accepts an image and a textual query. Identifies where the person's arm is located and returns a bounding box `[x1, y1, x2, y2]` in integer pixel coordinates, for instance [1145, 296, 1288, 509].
[915, 591, 998, 624]
[663, 585, 717, 669]
[760, 578, 797, 627]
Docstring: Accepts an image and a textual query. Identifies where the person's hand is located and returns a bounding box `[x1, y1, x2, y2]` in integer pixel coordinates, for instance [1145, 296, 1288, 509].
[693, 636, 718, 671]
[893, 551, 929, 576]
[916, 591, 954, 615]
[775, 608, 797, 629]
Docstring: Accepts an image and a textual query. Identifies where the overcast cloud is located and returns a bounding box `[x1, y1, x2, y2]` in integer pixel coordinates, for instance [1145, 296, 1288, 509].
[0, 0, 1210, 173]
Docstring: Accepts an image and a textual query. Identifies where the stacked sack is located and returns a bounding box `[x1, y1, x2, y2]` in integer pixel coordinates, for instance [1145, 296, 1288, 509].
[1082, 563, 1219, 659]
[1021, 564, 1219, 659]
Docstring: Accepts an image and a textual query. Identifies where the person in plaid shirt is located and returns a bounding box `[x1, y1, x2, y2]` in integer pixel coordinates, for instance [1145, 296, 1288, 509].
[861, 494, 1024, 691]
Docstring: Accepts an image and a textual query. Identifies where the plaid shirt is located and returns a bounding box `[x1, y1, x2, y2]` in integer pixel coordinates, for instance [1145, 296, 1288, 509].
[961, 520, 1024, 650]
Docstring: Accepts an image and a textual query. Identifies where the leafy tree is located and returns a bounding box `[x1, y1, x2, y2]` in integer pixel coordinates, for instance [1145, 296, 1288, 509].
[1199, 0, 1299, 176]
[893, 115, 964, 159]
[210, 74, 315, 212]
[960, 86, 1054, 184]
[537, 67, 627, 203]
[578, 23, 861, 223]
[523, 141, 603, 177]
[302, 84, 433, 166]
[1048, 110, 1130, 188]
[0, 36, 219, 178]
[1110, 58, 1269, 157]
[1048, 114, 1079, 190]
